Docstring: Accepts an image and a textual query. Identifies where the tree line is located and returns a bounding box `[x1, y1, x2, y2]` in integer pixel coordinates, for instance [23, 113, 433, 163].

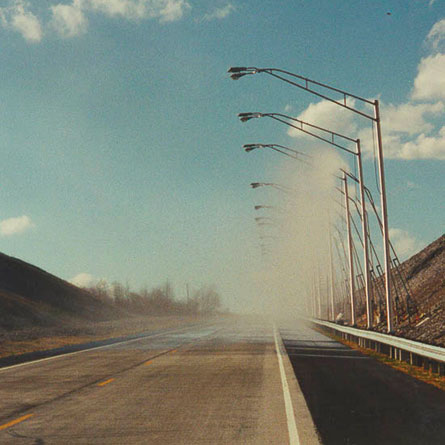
[84, 280, 222, 316]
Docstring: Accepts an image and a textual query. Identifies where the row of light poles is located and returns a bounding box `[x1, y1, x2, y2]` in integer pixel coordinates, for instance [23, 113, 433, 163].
[240, 110, 374, 329]
[229, 66, 394, 333]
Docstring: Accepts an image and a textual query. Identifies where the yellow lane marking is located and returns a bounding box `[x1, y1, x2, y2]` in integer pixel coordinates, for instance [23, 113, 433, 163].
[97, 378, 114, 387]
[0, 414, 34, 431]
[144, 360, 153, 365]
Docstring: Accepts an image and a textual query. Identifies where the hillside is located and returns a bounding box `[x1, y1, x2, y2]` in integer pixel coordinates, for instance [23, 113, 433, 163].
[0, 252, 114, 330]
[394, 234, 445, 346]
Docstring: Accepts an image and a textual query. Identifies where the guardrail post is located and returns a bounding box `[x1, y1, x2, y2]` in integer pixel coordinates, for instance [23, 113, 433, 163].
[311, 320, 445, 376]
[431, 361, 439, 374]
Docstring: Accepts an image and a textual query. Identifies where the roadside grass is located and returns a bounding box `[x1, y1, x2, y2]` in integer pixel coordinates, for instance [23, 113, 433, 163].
[0, 336, 97, 358]
[0, 314, 206, 359]
[322, 329, 445, 392]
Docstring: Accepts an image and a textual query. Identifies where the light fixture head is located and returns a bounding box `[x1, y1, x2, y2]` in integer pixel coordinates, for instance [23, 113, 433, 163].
[227, 67, 248, 73]
[238, 112, 262, 122]
[230, 73, 248, 80]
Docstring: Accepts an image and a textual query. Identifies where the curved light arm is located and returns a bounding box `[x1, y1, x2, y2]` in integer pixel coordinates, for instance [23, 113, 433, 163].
[255, 216, 276, 222]
[340, 168, 360, 184]
[239, 112, 358, 156]
[250, 182, 295, 195]
[244, 143, 312, 163]
[229, 66, 376, 120]
[254, 205, 276, 210]
[272, 144, 311, 157]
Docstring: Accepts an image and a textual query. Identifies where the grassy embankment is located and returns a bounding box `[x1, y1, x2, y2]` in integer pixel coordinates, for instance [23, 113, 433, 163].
[0, 314, 209, 359]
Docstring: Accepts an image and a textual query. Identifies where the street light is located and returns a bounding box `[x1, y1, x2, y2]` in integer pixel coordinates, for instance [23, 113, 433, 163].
[251, 182, 269, 189]
[250, 181, 295, 195]
[231, 66, 393, 332]
[238, 112, 358, 155]
[343, 174, 356, 325]
[243, 143, 311, 163]
[241, 111, 374, 328]
[229, 67, 375, 119]
[254, 205, 276, 210]
[238, 112, 262, 122]
[255, 216, 275, 222]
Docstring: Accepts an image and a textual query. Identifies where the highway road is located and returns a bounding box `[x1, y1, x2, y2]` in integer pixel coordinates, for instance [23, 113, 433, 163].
[2, 317, 445, 444]
[282, 323, 445, 445]
[0, 317, 319, 444]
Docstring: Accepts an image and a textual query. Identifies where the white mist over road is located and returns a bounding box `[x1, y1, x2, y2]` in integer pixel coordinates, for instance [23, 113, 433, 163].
[242, 147, 347, 318]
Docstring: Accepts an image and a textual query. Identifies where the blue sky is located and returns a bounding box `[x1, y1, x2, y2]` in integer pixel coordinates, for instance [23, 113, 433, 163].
[0, 0, 443, 311]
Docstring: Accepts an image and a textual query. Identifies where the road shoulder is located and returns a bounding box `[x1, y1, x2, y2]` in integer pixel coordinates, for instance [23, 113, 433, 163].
[274, 326, 321, 445]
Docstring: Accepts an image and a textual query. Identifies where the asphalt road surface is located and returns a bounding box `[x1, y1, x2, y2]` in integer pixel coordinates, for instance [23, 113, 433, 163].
[2, 317, 444, 444]
[281, 323, 445, 445]
[0, 318, 319, 444]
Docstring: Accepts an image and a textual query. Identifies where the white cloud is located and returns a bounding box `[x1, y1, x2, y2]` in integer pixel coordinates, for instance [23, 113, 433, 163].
[157, 0, 191, 23]
[201, 3, 235, 21]
[0, 0, 190, 42]
[411, 19, 445, 101]
[357, 116, 445, 161]
[412, 53, 445, 101]
[288, 19, 445, 161]
[86, 0, 149, 19]
[391, 126, 445, 160]
[289, 96, 445, 160]
[0, 0, 42, 42]
[426, 18, 445, 51]
[376, 18, 445, 160]
[51, 0, 87, 38]
[287, 99, 358, 141]
[0, 215, 34, 236]
[382, 101, 444, 135]
[389, 228, 424, 260]
[85, 0, 190, 22]
[70, 272, 96, 287]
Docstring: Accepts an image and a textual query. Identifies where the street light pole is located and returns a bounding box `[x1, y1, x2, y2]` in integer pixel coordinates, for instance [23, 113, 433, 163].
[240, 112, 373, 328]
[374, 100, 393, 332]
[328, 218, 335, 321]
[356, 140, 372, 328]
[230, 66, 393, 332]
[343, 174, 356, 325]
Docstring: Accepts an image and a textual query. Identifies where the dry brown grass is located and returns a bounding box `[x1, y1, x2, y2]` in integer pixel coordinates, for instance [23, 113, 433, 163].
[0, 314, 207, 358]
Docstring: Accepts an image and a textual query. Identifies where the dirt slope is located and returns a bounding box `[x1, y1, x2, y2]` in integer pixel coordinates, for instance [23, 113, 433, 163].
[0, 252, 114, 330]
[394, 234, 445, 346]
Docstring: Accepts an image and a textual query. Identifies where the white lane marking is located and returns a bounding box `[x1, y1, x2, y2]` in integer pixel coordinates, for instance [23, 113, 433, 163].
[274, 325, 300, 445]
[0, 325, 208, 373]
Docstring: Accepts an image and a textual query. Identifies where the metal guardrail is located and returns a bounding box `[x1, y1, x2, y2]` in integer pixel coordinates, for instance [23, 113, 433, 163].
[310, 318, 445, 376]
